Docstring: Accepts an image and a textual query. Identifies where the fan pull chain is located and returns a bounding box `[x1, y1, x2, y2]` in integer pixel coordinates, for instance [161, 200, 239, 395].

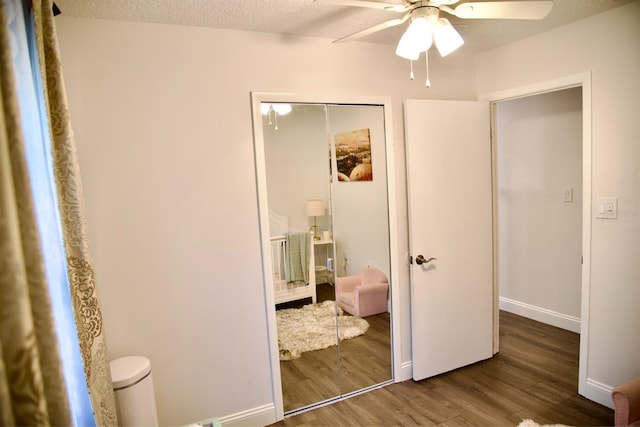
[410, 59, 415, 80]
[274, 111, 279, 131]
[268, 106, 274, 126]
[425, 50, 431, 88]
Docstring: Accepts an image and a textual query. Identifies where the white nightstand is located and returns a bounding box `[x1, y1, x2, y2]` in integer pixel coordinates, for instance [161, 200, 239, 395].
[313, 239, 333, 284]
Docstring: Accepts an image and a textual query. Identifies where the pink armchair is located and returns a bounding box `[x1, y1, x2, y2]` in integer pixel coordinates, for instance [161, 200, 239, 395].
[336, 267, 389, 317]
[612, 377, 640, 426]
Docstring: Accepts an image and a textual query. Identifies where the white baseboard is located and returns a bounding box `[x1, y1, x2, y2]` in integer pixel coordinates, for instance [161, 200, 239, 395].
[583, 378, 614, 409]
[499, 297, 581, 333]
[218, 403, 276, 426]
[400, 361, 413, 381]
[214, 360, 413, 427]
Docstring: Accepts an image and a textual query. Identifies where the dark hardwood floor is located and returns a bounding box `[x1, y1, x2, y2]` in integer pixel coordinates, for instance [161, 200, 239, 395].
[271, 310, 614, 426]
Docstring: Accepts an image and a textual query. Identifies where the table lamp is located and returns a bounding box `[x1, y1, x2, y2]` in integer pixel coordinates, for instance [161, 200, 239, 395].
[305, 199, 324, 240]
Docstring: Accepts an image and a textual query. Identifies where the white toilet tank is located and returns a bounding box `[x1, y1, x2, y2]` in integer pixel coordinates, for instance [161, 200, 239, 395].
[110, 356, 159, 426]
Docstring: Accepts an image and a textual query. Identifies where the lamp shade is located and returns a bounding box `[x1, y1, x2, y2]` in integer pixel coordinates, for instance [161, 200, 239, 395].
[395, 17, 433, 60]
[433, 18, 464, 57]
[305, 199, 324, 216]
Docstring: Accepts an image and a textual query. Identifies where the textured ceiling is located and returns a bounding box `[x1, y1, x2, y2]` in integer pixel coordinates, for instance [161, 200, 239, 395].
[54, 0, 635, 54]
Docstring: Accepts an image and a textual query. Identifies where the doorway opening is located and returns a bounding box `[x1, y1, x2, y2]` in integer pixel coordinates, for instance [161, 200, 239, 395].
[493, 87, 584, 396]
[494, 87, 583, 332]
[484, 72, 592, 397]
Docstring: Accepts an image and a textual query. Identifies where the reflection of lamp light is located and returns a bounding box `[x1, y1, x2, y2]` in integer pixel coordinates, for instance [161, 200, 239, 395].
[260, 103, 292, 115]
[305, 199, 324, 240]
[261, 103, 292, 131]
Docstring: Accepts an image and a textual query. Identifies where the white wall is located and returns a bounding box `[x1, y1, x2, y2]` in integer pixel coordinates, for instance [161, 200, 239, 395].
[496, 88, 583, 332]
[477, 0, 640, 406]
[264, 104, 330, 232]
[55, 16, 477, 425]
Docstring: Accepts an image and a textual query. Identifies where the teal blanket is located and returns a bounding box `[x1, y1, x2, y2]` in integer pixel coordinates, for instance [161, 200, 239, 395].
[285, 230, 310, 284]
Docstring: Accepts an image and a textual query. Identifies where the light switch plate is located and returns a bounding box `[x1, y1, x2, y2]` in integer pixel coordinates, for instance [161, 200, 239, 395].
[596, 197, 617, 219]
[563, 187, 573, 202]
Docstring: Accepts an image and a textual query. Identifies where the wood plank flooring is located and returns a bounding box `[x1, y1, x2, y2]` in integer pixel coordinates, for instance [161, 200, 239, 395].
[278, 283, 392, 412]
[271, 310, 614, 426]
[338, 311, 391, 396]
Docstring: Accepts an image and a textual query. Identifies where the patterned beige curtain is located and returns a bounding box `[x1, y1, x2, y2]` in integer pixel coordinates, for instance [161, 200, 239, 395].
[31, 0, 118, 425]
[0, 1, 71, 425]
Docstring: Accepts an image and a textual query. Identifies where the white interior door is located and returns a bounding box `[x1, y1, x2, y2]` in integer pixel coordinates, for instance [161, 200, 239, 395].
[405, 99, 494, 381]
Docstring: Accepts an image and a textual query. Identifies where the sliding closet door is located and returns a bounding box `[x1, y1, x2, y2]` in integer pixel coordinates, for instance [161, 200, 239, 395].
[328, 104, 393, 395]
[256, 97, 395, 416]
[262, 103, 340, 412]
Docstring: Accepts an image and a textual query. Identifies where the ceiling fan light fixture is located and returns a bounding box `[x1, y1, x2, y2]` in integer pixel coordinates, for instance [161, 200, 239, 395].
[433, 18, 464, 57]
[323, 0, 554, 87]
[395, 31, 420, 60]
[395, 17, 433, 60]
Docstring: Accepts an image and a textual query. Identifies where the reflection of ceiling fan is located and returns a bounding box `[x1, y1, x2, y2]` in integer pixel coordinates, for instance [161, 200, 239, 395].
[317, 0, 553, 85]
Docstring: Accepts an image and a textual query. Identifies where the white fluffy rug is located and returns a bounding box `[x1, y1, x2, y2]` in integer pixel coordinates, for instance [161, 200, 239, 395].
[518, 419, 571, 427]
[277, 300, 369, 360]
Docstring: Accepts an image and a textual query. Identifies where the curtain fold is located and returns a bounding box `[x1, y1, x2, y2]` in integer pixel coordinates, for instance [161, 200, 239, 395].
[0, 1, 71, 424]
[1, 0, 117, 424]
[31, 0, 117, 424]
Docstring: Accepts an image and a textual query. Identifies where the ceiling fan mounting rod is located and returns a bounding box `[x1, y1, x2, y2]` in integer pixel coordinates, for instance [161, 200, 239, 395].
[417, 0, 458, 7]
[412, 5, 440, 22]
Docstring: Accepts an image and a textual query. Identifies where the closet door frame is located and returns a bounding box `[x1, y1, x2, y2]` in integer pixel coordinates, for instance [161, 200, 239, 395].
[251, 92, 401, 421]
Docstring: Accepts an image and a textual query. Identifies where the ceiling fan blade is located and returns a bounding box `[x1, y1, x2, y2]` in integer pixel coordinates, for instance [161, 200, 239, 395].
[315, 0, 409, 13]
[334, 13, 410, 42]
[451, 1, 553, 19]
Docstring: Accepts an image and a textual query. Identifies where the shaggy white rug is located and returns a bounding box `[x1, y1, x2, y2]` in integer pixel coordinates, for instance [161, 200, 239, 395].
[277, 300, 369, 360]
[518, 419, 571, 427]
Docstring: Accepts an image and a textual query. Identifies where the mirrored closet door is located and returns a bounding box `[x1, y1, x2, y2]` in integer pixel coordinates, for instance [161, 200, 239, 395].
[326, 104, 392, 397]
[254, 95, 394, 414]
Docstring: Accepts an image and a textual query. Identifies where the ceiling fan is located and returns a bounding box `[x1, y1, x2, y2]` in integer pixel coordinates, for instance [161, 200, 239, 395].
[316, 0, 553, 86]
[320, 0, 553, 44]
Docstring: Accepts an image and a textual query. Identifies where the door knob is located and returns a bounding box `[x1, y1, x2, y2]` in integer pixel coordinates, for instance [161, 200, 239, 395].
[415, 255, 436, 265]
